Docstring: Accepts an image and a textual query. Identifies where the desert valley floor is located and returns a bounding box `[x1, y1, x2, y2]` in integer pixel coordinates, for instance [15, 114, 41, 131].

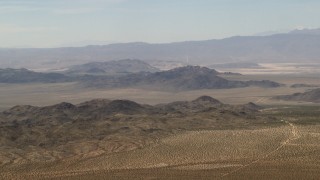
[2, 119, 320, 179]
[1, 71, 320, 179]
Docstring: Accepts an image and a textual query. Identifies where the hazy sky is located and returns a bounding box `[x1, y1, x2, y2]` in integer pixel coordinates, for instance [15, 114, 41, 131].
[1, 0, 320, 47]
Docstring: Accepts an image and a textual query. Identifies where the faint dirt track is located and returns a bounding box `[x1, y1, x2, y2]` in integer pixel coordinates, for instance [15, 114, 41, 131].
[2, 123, 320, 180]
[220, 122, 300, 178]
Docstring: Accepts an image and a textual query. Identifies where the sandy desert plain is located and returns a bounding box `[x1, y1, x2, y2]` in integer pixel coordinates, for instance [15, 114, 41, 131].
[1, 64, 320, 180]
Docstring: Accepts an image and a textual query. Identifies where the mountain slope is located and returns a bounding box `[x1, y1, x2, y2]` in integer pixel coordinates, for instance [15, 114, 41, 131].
[0, 96, 276, 165]
[68, 59, 159, 75]
[275, 88, 320, 103]
[0, 68, 71, 83]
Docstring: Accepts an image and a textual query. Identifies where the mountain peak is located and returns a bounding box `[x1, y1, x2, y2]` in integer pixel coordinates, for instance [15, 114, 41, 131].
[192, 96, 223, 105]
[107, 100, 144, 113]
[169, 66, 219, 75]
[69, 59, 159, 75]
[50, 102, 76, 110]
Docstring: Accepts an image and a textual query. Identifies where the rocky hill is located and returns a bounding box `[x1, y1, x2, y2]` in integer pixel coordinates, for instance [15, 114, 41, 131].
[246, 80, 283, 88]
[0, 68, 71, 83]
[83, 66, 283, 90]
[275, 88, 320, 103]
[0, 66, 283, 91]
[68, 59, 159, 75]
[0, 96, 275, 165]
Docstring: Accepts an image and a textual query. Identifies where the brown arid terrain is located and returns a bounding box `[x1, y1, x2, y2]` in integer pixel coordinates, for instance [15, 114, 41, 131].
[2, 1, 320, 179]
[1, 67, 320, 179]
[1, 96, 320, 179]
[0, 96, 272, 163]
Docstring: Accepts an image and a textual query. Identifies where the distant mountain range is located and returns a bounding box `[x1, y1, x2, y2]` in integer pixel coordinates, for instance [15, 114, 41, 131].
[1, 28, 320, 69]
[83, 66, 283, 90]
[0, 65, 283, 90]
